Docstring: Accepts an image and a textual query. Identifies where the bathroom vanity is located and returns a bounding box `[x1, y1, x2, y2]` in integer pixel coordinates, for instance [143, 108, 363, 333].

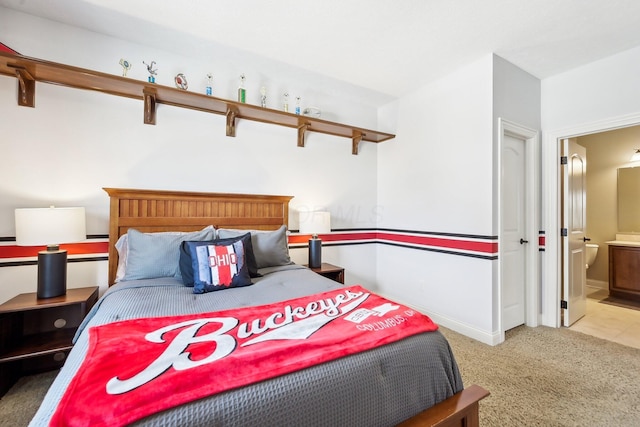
[608, 241, 640, 302]
[608, 168, 640, 302]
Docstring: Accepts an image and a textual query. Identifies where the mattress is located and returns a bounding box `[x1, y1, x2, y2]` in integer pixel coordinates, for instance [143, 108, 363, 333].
[30, 265, 463, 426]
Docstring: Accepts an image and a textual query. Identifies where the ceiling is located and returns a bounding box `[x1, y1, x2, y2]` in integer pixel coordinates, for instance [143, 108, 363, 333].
[3, 0, 640, 98]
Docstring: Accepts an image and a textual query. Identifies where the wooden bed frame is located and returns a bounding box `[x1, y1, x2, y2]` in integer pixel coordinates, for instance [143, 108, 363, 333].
[103, 187, 489, 426]
[103, 187, 294, 286]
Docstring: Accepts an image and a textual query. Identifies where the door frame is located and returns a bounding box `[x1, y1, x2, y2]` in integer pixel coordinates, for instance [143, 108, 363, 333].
[498, 118, 540, 342]
[542, 113, 640, 327]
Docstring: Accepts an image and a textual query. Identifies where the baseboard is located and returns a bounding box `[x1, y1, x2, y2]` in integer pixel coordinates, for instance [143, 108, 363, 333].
[374, 290, 499, 346]
[586, 279, 608, 290]
[426, 312, 502, 346]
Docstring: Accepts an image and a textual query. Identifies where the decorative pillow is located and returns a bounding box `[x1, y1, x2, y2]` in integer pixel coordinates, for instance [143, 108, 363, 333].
[217, 225, 291, 269]
[183, 239, 253, 293]
[122, 226, 216, 281]
[179, 233, 259, 286]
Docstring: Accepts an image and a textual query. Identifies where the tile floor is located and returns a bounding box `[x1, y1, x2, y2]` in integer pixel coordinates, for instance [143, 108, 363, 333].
[569, 288, 640, 349]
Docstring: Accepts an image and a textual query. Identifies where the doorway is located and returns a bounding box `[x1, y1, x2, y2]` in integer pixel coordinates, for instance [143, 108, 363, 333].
[542, 113, 640, 328]
[563, 127, 640, 334]
[498, 118, 539, 342]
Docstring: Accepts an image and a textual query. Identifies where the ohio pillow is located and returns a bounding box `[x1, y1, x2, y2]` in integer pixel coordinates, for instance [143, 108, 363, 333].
[179, 233, 258, 286]
[183, 239, 252, 294]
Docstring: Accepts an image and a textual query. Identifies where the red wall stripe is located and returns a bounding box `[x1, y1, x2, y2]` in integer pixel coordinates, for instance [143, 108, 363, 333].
[0, 42, 18, 54]
[290, 233, 378, 244]
[376, 232, 497, 253]
[288, 234, 311, 244]
[291, 231, 497, 254]
[0, 230, 501, 261]
[0, 242, 109, 259]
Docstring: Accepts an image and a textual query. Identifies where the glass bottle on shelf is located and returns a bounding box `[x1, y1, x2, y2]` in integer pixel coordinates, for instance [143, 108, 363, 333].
[283, 92, 289, 112]
[295, 96, 301, 115]
[206, 73, 213, 96]
[260, 86, 267, 108]
[238, 74, 246, 103]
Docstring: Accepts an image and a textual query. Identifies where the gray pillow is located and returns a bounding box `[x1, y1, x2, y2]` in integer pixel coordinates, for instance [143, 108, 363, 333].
[217, 225, 291, 269]
[122, 226, 216, 281]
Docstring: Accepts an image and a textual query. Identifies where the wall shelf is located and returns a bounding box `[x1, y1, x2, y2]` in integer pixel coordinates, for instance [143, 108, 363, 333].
[0, 51, 395, 154]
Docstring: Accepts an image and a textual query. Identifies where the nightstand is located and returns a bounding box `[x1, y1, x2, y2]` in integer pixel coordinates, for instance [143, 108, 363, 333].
[306, 263, 345, 284]
[0, 286, 99, 396]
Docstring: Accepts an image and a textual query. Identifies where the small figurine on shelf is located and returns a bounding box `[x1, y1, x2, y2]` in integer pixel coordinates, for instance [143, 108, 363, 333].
[283, 92, 289, 112]
[295, 96, 301, 115]
[143, 60, 157, 83]
[238, 74, 246, 103]
[119, 58, 132, 77]
[174, 73, 188, 90]
[206, 73, 213, 96]
[260, 86, 267, 108]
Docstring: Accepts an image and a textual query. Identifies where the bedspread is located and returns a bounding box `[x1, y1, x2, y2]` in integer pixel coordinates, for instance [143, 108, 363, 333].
[30, 265, 463, 427]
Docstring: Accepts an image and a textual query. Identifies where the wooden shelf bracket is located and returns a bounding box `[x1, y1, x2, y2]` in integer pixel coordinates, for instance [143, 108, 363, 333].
[143, 88, 156, 125]
[226, 107, 238, 137]
[14, 67, 35, 107]
[352, 131, 363, 155]
[297, 123, 310, 148]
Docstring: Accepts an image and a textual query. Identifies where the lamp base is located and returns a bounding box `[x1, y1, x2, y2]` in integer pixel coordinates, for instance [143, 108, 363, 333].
[37, 249, 67, 299]
[308, 238, 322, 269]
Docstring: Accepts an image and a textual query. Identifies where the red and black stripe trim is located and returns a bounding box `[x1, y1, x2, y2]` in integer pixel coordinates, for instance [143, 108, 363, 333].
[291, 228, 499, 260]
[1, 228, 506, 266]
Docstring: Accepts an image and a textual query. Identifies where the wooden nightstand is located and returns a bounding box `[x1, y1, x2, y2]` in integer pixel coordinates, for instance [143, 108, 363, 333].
[0, 286, 99, 396]
[306, 263, 345, 284]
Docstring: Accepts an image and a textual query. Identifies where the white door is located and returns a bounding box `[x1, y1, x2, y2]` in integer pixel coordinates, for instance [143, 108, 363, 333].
[562, 138, 587, 326]
[501, 134, 527, 330]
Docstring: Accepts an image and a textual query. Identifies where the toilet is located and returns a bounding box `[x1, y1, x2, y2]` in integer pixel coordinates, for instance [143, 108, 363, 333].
[585, 243, 599, 269]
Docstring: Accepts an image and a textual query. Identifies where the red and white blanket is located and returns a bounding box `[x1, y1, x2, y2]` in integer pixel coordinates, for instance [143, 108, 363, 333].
[50, 285, 438, 427]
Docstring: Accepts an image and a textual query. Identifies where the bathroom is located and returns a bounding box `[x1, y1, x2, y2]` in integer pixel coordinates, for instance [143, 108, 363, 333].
[577, 125, 640, 297]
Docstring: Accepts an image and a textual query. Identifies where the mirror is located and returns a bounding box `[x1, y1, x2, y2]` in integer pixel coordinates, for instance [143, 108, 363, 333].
[618, 167, 640, 232]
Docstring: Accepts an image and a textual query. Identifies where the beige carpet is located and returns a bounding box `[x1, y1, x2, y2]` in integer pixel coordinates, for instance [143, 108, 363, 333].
[440, 325, 640, 426]
[0, 370, 57, 427]
[1, 326, 639, 426]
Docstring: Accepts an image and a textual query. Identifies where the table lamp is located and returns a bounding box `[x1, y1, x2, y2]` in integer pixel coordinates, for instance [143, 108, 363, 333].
[299, 211, 331, 268]
[15, 207, 86, 299]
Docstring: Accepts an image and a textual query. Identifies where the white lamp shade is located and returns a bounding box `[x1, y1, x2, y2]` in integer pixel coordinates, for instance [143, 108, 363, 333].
[15, 207, 86, 246]
[299, 211, 331, 235]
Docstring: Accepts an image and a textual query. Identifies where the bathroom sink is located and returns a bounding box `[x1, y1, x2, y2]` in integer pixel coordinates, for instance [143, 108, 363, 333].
[607, 234, 640, 247]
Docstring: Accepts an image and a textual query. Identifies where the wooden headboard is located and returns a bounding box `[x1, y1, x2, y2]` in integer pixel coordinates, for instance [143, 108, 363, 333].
[103, 188, 293, 285]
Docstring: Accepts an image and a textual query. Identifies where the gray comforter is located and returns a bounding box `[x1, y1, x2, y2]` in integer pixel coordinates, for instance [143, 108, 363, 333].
[30, 265, 463, 426]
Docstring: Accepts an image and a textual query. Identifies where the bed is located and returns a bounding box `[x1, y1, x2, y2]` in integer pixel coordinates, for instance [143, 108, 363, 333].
[29, 188, 488, 427]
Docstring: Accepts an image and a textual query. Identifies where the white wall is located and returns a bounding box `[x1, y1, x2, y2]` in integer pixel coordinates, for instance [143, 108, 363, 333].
[542, 45, 640, 131]
[376, 55, 540, 344]
[376, 56, 498, 342]
[0, 8, 388, 303]
[493, 55, 541, 134]
[377, 56, 494, 233]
